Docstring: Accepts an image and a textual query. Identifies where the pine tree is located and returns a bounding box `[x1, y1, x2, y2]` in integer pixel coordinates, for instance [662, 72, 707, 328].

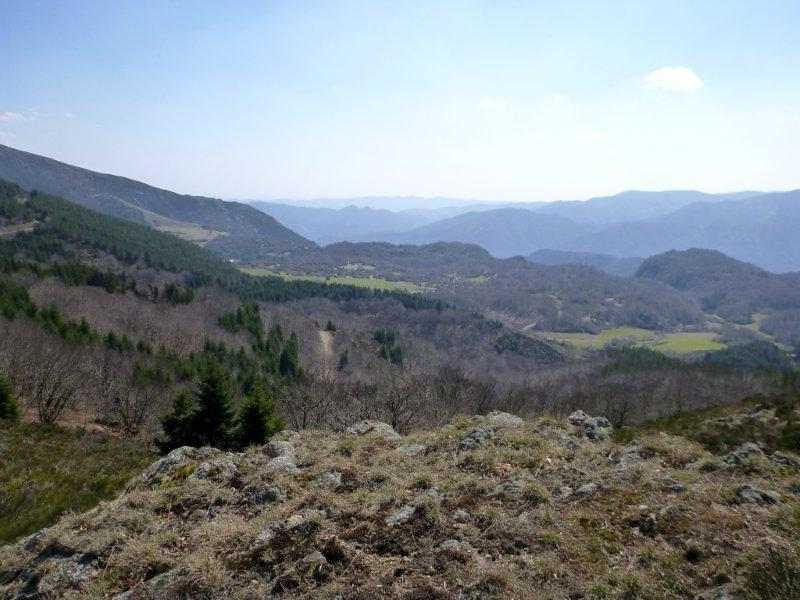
[192, 361, 235, 449]
[0, 374, 19, 422]
[279, 332, 300, 379]
[236, 380, 283, 448]
[158, 389, 195, 452]
[337, 349, 349, 372]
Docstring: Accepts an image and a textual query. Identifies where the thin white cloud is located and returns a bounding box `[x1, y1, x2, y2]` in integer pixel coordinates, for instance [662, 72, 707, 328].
[0, 111, 25, 123]
[643, 66, 704, 92]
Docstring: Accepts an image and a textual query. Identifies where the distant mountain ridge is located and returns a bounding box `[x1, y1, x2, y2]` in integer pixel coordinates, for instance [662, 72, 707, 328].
[528, 249, 644, 277]
[0, 144, 315, 259]
[531, 190, 762, 224]
[382, 208, 595, 258]
[566, 190, 800, 272]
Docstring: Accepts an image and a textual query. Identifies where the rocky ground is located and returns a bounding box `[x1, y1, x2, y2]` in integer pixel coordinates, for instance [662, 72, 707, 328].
[2, 407, 800, 599]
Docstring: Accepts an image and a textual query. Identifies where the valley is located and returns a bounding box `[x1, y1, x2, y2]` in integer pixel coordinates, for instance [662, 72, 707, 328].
[0, 151, 797, 600]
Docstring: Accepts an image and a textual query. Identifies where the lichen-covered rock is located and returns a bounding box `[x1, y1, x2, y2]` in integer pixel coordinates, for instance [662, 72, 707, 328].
[735, 484, 780, 505]
[458, 427, 495, 451]
[486, 411, 523, 428]
[386, 504, 417, 526]
[724, 442, 764, 465]
[568, 410, 589, 426]
[265, 440, 295, 458]
[136, 446, 219, 487]
[240, 483, 285, 505]
[573, 482, 599, 497]
[771, 451, 800, 469]
[567, 410, 613, 441]
[315, 471, 343, 489]
[189, 458, 238, 484]
[584, 416, 612, 440]
[398, 443, 427, 456]
[346, 420, 401, 440]
[267, 455, 299, 474]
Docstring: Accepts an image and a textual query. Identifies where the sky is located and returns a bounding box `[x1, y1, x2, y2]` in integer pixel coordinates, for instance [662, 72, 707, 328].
[1, 1, 799, 203]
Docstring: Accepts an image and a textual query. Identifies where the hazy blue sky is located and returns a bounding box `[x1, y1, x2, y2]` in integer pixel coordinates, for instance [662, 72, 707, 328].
[2, 1, 799, 201]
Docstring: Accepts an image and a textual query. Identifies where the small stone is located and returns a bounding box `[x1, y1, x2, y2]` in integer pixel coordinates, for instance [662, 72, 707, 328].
[452, 509, 471, 523]
[386, 504, 417, 526]
[438, 539, 474, 554]
[568, 410, 589, 426]
[315, 471, 343, 489]
[299, 550, 330, 581]
[574, 483, 599, 497]
[398, 443, 427, 457]
[558, 486, 574, 498]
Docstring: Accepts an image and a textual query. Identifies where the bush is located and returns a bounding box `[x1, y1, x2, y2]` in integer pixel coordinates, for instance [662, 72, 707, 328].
[743, 545, 800, 599]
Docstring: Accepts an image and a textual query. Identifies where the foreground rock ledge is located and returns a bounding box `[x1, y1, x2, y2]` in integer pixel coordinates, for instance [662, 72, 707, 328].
[1, 411, 798, 599]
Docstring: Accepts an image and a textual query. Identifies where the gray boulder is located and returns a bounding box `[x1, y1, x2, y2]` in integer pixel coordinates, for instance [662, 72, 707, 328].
[735, 484, 780, 505]
[568, 410, 589, 426]
[584, 416, 612, 440]
[724, 443, 764, 465]
[346, 420, 401, 440]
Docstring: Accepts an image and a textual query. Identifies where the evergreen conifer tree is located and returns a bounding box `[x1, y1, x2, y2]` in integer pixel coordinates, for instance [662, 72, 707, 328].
[0, 374, 19, 422]
[192, 361, 235, 449]
[236, 380, 283, 448]
[279, 333, 300, 379]
[158, 389, 195, 452]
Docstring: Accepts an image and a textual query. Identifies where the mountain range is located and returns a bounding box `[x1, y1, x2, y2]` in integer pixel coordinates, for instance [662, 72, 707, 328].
[254, 189, 800, 272]
[2, 144, 800, 273]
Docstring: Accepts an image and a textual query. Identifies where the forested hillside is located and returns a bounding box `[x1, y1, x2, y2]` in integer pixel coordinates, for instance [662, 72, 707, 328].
[270, 241, 703, 332]
[0, 144, 315, 258]
[637, 249, 800, 323]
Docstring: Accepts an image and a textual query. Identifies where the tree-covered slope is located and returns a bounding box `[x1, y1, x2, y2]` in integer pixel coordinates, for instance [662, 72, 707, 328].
[636, 248, 800, 322]
[0, 144, 315, 257]
[0, 180, 444, 309]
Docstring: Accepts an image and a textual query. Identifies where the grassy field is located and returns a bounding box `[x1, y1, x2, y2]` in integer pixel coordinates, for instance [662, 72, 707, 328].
[240, 267, 424, 293]
[540, 327, 726, 355]
[0, 423, 154, 544]
[542, 327, 656, 349]
[650, 332, 726, 354]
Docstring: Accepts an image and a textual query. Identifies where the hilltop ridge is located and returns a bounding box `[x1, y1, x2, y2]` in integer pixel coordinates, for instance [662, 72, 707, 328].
[3, 402, 800, 599]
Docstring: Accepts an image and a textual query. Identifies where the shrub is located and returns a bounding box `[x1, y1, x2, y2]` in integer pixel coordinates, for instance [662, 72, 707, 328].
[743, 545, 800, 599]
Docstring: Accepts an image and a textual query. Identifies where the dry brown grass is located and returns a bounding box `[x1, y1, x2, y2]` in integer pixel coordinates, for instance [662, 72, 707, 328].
[2, 412, 800, 598]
